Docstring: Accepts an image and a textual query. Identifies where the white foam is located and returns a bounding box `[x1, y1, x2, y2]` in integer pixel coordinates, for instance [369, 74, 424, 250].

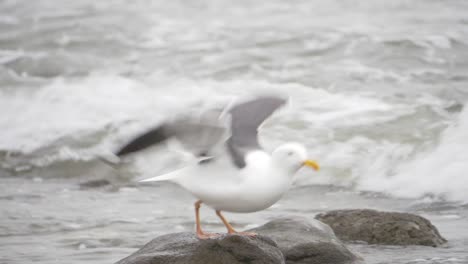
[0, 73, 240, 156]
[0, 74, 171, 153]
[293, 94, 468, 203]
[379, 106, 468, 202]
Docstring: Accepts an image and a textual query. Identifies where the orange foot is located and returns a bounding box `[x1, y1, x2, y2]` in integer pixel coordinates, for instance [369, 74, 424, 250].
[197, 232, 221, 240]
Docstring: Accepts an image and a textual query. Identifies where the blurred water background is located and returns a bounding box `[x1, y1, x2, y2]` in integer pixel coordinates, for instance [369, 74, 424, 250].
[1, 0, 468, 263]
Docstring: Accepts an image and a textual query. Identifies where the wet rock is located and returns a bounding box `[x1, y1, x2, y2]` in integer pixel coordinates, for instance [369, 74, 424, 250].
[115, 232, 284, 264]
[315, 209, 447, 247]
[79, 179, 111, 189]
[250, 217, 362, 264]
[116, 217, 361, 264]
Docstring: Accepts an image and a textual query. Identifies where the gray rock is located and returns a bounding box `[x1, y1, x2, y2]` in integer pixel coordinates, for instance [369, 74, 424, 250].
[315, 209, 447, 247]
[116, 217, 362, 264]
[115, 232, 285, 264]
[79, 179, 112, 189]
[250, 217, 362, 264]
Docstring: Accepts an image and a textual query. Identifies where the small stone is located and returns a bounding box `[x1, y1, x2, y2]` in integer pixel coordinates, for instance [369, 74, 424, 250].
[79, 179, 111, 189]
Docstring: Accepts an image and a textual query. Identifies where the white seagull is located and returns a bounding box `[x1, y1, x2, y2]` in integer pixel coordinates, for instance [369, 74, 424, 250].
[116, 96, 319, 239]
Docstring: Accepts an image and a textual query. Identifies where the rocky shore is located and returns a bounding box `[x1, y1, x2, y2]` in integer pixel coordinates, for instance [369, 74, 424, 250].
[116, 210, 446, 264]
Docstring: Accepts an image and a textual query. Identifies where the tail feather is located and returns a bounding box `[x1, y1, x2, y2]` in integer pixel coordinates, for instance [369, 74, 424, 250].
[138, 168, 183, 183]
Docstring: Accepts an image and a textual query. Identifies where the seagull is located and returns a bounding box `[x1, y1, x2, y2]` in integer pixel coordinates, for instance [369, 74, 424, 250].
[116, 95, 319, 239]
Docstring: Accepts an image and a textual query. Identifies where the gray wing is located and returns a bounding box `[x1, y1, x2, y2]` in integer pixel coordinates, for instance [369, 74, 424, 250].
[168, 109, 228, 156]
[116, 125, 170, 156]
[116, 108, 228, 157]
[226, 96, 287, 168]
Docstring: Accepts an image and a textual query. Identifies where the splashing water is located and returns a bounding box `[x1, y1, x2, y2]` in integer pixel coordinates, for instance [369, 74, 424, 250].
[359, 106, 468, 202]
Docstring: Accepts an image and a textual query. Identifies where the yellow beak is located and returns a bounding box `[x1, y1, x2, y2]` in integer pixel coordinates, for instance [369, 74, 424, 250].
[303, 159, 320, 171]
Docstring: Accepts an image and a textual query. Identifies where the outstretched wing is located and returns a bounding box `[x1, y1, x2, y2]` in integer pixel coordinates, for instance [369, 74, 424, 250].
[116, 108, 228, 157]
[116, 95, 287, 169]
[226, 96, 287, 168]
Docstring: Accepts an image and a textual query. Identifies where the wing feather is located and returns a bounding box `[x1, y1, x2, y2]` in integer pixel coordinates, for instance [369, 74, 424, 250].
[116, 108, 229, 157]
[226, 96, 287, 168]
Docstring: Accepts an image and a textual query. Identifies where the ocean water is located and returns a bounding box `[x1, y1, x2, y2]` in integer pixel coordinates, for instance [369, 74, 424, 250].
[1, 0, 468, 263]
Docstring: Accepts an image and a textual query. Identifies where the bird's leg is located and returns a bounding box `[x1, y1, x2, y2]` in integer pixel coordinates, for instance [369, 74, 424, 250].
[215, 210, 257, 237]
[215, 210, 236, 233]
[194, 200, 219, 239]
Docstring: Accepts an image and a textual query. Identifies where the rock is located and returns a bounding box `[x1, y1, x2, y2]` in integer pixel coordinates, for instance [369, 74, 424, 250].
[250, 217, 362, 264]
[116, 217, 361, 264]
[315, 209, 447, 247]
[115, 232, 285, 264]
[79, 179, 111, 189]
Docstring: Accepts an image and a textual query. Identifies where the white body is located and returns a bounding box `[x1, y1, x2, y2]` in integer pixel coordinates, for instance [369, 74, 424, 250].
[175, 151, 292, 212]
[141, 143, 309, 213]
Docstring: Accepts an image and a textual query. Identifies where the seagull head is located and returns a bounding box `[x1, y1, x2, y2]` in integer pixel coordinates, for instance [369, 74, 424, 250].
[272, 143, 320, 173]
